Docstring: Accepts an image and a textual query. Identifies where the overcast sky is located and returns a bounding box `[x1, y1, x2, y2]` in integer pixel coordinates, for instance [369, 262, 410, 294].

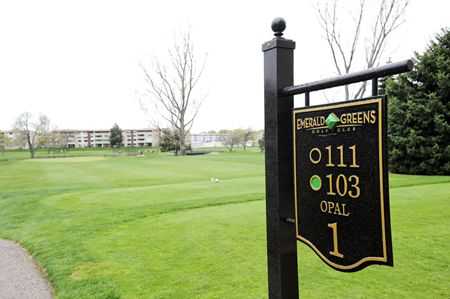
[0, 0, 448, 132]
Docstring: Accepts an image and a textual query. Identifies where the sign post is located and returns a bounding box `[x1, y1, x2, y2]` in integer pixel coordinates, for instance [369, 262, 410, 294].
[262, 18, 299, 299]
[263, 17, 412, 298]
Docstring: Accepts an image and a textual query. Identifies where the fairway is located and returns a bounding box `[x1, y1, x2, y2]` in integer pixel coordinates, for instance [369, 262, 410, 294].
[0, 151, 449, 298]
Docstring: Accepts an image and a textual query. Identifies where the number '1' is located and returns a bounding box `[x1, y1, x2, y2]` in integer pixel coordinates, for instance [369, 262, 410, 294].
[328, 222, 344, 258]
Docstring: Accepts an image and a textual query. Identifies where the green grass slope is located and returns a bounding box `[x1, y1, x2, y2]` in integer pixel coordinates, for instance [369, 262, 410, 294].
[0, 152, 449, 298]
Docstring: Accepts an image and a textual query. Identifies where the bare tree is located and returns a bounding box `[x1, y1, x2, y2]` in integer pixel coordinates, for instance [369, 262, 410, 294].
[240, 128, 256, 150]
[258, 134, 265, 153]
[43, 129, 66, 154]
[13, 112, 51, 158]
[0, 131, 12, 154]
[59, 131, 72, 150]
[317, 0, 408, 100]
[222, 129, 242, 152]
[140, 32, 206, 155]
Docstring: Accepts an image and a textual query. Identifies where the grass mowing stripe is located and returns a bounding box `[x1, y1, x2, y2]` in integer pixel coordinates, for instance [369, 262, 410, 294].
[0, 152, 448, 298]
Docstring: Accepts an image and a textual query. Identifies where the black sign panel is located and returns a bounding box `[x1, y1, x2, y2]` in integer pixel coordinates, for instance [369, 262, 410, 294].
[293, 97, 392, 272]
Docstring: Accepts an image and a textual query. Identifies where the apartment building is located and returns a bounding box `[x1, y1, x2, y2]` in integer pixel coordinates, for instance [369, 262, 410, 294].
[190, 132, 228, 148]
[62, 129, 159, 148]
[123, 129, 159, 147]
[0, 129, 159, 149]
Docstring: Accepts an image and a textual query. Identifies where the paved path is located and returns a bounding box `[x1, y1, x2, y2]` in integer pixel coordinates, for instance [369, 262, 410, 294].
[0, 240, 53, 299]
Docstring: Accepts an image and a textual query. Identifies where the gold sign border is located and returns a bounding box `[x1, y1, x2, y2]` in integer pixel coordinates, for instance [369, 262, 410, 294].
[292, 98, 387, 271]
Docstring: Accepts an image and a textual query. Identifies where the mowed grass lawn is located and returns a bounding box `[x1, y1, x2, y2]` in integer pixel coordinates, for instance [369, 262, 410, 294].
[0, 151, 449, 298]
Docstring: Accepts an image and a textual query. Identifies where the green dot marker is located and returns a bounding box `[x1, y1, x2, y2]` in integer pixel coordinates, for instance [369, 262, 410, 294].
[310, 175, 322, 191]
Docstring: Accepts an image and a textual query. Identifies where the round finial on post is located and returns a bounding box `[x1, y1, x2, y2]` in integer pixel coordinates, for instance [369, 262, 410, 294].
[271, 17, 286, 37]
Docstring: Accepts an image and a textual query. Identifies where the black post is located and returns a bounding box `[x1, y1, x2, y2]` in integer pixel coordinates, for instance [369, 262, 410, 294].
[262, 18, 299, 299]
[372, 77, 378, 96]
[305, 92, 310, 107]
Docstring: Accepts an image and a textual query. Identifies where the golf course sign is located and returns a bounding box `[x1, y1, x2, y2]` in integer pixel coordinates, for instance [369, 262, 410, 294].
[293, 97, 393, 272]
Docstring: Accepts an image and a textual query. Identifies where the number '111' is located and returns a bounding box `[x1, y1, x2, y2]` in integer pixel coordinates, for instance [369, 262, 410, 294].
[326, 145, 359, 168]
[310, 145, 360, 168]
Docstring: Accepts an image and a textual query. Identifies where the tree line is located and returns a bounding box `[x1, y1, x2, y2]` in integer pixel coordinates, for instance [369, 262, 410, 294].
[1, 118, 142, 158]
[386, 28, 450, 175]
[1, 117, 266, 158]
[0, 113, 66, 158]
[159, 128, 264, 154]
